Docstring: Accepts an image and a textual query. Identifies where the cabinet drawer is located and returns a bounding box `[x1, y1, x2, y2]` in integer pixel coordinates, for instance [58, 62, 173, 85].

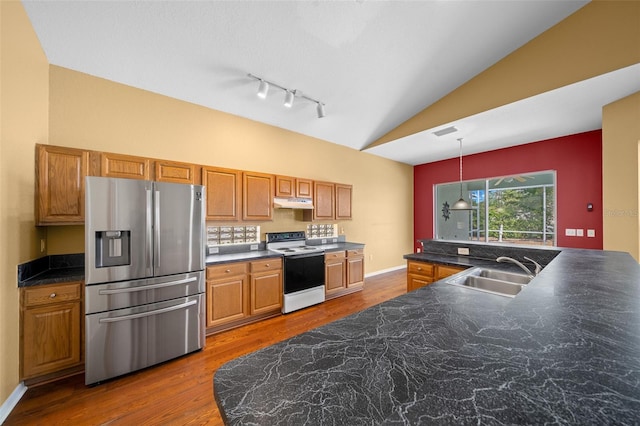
[407, 261, 434, 277]
[207, 262, 248, 279]
[24, 282, 82, 307]
[436, 265, 466, 280]
[250, 258, 282, 273]
[347, 249, 363, 257]
[325, 250, 346, 261]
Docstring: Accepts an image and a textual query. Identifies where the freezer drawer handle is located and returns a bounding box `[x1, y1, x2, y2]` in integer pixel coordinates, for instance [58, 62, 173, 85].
[98, 299, 198, 323]
[98, 276, 198, 295]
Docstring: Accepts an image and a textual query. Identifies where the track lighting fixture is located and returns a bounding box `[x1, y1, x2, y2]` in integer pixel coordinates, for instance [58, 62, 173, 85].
[284, 90, 295, 108]
[247, 73, 326, 118]
[257, 80, 269, 99]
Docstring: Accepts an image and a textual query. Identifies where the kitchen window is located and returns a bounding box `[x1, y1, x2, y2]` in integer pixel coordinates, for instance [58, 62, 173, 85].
[435, 171, 556, 246]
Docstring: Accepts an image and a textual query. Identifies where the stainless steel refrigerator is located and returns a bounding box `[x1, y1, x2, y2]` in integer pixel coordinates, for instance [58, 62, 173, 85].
[84, 176, 205, 385]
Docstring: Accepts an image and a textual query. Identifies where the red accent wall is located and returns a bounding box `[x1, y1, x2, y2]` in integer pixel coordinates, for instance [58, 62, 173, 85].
[414, 130, 603, 250]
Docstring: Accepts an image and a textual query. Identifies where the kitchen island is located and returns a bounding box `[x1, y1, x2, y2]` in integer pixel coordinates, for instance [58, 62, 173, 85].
[214, 247, 640, 424]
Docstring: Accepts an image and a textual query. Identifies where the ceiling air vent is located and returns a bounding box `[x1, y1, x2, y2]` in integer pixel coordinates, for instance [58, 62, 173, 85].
[433, 126, 458, 137]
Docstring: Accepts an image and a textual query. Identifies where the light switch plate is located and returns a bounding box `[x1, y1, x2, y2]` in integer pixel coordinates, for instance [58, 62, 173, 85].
[457, 247, 470, 256]
[250, 244, 259, 251]
[565, 228, 576, 236]
[587, 229, 596, 238]
[576, 229, 584, 237]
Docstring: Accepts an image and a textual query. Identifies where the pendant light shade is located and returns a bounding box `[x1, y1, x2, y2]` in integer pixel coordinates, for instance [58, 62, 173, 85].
[451, 138, 472, 210]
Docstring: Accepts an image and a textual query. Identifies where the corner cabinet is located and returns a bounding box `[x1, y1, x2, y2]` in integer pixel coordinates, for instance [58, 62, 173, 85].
[36, 144, 89, 225]
[407, 260, 466, 292]
[202, 166, 242, 222]
[20, 281, 83, 382]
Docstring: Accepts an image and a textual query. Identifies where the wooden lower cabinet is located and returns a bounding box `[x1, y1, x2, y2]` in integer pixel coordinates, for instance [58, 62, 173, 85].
[250, 259, 282, 315]
[325, 248, 365, 300]
[407, 260, 466, 292]
[206, 258, 282, 334]
[21, 281, 83, 382]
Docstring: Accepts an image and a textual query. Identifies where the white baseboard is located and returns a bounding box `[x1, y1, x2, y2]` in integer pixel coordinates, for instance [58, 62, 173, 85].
[365, 264, 406, 278]
[0, 382, 27, 424]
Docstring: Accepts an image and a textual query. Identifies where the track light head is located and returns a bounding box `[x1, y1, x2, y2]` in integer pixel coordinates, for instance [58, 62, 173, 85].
[257, 80, 269, 99]
[284, 90, 294, 108]
[316, 102, 325, 118]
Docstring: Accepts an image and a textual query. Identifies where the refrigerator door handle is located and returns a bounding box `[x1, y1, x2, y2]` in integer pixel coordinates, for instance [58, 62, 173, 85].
[97, 276, 198, 295]
[154, 189, 161, 272]
[145, 188, 154, 277]
[98, 299, 198, 323]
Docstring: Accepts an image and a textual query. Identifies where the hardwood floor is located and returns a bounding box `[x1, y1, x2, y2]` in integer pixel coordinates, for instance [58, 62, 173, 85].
[5, 269, 406, 425]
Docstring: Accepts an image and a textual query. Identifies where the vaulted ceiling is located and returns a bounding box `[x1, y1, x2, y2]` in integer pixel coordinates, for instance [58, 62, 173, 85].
[22, 1, 640, 165]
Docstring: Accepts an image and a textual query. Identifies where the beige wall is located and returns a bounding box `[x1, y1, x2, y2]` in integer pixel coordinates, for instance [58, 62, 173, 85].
[602, 92, 640, 261]
[0, 1, 49, 406]
[46, 66, 414, 271]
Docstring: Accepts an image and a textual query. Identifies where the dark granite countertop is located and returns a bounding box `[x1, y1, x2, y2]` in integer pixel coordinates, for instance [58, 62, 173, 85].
[18, 254, 85, 287]
[214, 247, 640, 424]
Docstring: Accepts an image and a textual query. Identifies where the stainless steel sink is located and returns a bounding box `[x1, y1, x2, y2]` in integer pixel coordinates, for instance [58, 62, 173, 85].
[477, 269, 532, 285]
[446, 267, 531, 297]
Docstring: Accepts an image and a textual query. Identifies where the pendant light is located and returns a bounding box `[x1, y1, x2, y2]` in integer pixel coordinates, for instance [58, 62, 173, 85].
[451, 138, 472, 210]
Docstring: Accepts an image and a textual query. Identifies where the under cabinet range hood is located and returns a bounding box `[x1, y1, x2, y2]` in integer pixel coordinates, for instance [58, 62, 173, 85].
[273, 197, 314, 210]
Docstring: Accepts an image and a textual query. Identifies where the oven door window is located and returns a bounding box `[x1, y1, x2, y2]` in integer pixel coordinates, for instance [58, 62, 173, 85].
[284, 254, 325, 294]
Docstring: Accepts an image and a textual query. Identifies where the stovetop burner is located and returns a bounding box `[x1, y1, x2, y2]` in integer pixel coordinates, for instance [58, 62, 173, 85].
[266, 231, 324, 256]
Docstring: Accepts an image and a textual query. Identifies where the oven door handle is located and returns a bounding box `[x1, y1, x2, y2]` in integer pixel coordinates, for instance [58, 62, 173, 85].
[286, 252, 325, 260]
[98, 276, 198, 295]
[98, 299, 198, 323]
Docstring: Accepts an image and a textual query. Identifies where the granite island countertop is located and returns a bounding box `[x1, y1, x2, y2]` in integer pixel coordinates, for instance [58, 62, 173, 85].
[214, 248, 640, 425]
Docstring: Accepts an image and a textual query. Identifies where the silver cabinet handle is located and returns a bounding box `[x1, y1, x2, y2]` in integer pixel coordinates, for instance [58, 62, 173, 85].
[99, 299, 197, 323]
[98, 277, 198, 295]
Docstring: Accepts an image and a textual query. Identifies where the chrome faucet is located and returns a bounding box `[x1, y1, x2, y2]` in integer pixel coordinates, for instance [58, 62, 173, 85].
[496, 256, 535, 278]
[523, 256, 542, 275]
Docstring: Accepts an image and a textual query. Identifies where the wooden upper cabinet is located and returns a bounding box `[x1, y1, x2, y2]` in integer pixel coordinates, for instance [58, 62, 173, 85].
[296, 178, 313, 198]
[100, 152, 150, 180]
[275, 175, 295, 198]
[36, 144, 89, 225]
[155, 160, 199, 184]
[335, 184, 353, 220]
[276, 176, 313, 199]
[313, 181, 335, 221]
[202, 166, 242, 221]
[243, 171, 273, 221]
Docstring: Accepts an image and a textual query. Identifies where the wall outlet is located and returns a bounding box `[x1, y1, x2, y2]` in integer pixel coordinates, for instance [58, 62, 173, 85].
[576, 229, 584, 237]
[208, 246, 219, 255]
[587, 229, 596, 238]
[457, 247, 470, 256]
[416, 247, 421, 253]
[40, 239, 46, 253]
[322, 239, 327, 244]
[565, 228, 576, 236]
[250, 244, 258, 251]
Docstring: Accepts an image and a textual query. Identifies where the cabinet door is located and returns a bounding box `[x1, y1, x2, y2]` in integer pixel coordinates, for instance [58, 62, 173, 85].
[21, 281, 82, 380]
[250, 270, 282, 315]
[407, 274, 433, 292]
[347, 253, 364, 288]
[155, 160, 199, 184]
[36, 144, 89, 225]
[313, 181, 335, 220]
[100, 152, 150, 180]
[243, 171, 273, 221]
[202, 166, 241, 221]
[206, 275, 248, 327]
[296, 179, 313, 198]
[325, 251, 347, 296]
[335, 184, 353, 220]
[436, 265, 466, 280]
[275, 176, 295, 198]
